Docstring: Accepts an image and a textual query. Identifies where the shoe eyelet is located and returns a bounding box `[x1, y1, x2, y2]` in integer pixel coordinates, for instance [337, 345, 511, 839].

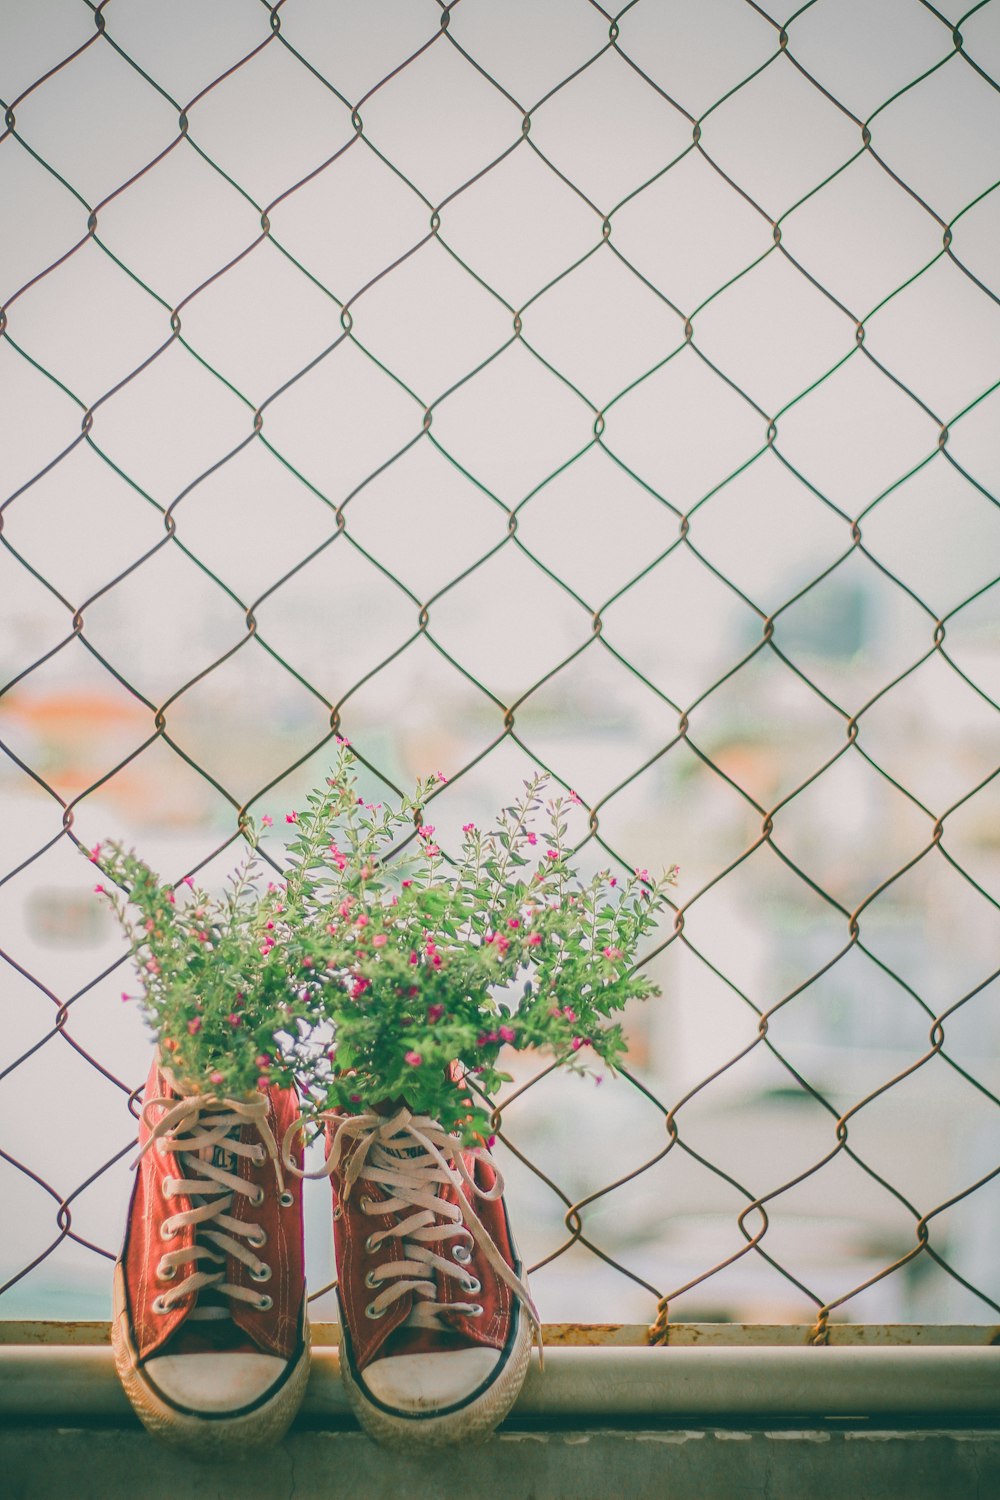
[364, 1269, 383, 1290]
[452, 1244, 472, 1264]
[249, 1186, 266, 1208]
[256, 1295, 273, 1312]
[156, 1263, 177, 1281]
[332, 1203, 343, 1221]
[463, 1276, 481, 1295]
[365, 1301, 387, 1320]
[359, 1193, 374, 1213]
[469, 1304, 484, 1318]
[160, 1180, 175, 1199]
[364, 1234, 382, 1254]
[151, 1296, 171, 1315]
[247, 1228, 268, 1249]
[249, 1263, 272, 1283]
[278, 1190, 294, 1208]
[160, 1222, 177, 1241]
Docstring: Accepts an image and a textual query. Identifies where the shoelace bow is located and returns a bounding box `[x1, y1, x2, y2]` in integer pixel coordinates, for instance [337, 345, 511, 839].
[136, 1091, 286, 1317]
[284, 1109, 541, 1350]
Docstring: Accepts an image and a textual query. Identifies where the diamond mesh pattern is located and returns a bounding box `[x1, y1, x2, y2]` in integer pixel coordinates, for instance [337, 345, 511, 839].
[1, 0, 999, 1334]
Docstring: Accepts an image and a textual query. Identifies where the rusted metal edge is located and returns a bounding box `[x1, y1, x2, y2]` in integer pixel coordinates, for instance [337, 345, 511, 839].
[2, 1320, 998, 1347]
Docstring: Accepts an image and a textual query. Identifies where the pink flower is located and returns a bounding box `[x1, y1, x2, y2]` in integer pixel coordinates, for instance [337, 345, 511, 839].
[286, 812, 298, 824]
[349, 1093, 362, 1104]
[496, 935, 510, 956]
[197, 930, 209, 943]
[563, 1007, 577, 1022]
[372, 934, 387, 947]
[484, 931, 495, 945]
[350, 977, 370, 999]
[182, 876, 194, 889]
[261, 814, 273, 827]
[418, 825, 435, 839]
[209, 1071, 224, 1086]
[93, 883, 105, 894]
[356, 913, 369, 927]
[227, 1013, 241, 1028]
[165, 891, 176, 905]
[602, 946, 623, 961]
[528, 932, 543, 946]
[568, 789, 582, 805]
[427, 1003, 445, 1022]
[360, 865, 373, 880]
[120, 991, 133, 1003]
[498, 1025, 516, 1044]
[88, 844, 102, 863]
[571, 1037, 585, 1051]
[507, 917, 520, 929]
[609, 877, 617, 888]
[405, 1050, 423, 1067]
[634, 867, 649, 881]
[409, 951, 419, 965]
[436, 771, 448, 783]
[255, 1054, 272, 1068]
[424, 844, 440, 856]
[486, 1134, 497, 1148]
[462, 822, 475, 834]
[302, 956, 314, 968]
[145, 958, 160, 975]
[339, 901, 351, 918]
[402, 880, 413, 889]
[187, 1018, 202, 1035]
[546, 849, 558, 860]
[526, 832, 537, 846]
[257, 1076, 270, 1090]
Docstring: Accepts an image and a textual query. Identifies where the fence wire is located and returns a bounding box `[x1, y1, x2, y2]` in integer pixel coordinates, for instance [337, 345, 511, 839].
[1, 0, 999, 1337]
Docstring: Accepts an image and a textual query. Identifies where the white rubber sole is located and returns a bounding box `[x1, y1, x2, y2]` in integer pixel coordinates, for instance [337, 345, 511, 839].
[339, 1301, 533, 1451]
[111, 1262, 310, 1458]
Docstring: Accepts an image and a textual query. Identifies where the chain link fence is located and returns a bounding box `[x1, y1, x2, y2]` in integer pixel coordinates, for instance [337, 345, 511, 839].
[1, 0, 999, 1335]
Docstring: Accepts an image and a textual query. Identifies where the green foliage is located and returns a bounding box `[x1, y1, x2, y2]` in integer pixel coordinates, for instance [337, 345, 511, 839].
[92, 748, 677, 1138]
[285, 749, 677, 1140]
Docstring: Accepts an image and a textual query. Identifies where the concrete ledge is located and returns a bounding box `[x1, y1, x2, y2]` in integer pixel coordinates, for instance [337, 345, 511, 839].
[4, 1425, 1000, 1500]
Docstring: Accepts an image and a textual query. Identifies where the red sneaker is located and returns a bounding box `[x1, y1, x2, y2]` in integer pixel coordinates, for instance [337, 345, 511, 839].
[112, 1056, 310, 1455]
[318, 1106, 538, 1449]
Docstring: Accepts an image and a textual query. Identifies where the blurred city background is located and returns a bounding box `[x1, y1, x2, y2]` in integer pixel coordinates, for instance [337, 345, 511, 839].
[1, 0, 999, 1329]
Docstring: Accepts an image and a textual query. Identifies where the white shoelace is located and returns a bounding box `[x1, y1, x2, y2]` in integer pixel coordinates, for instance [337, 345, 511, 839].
[285, 1108, 540, 1345]
[136, 1092, 286, 1318]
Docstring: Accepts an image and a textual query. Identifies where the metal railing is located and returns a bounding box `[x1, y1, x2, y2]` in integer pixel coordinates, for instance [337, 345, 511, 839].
[1, 0, 999, 1337]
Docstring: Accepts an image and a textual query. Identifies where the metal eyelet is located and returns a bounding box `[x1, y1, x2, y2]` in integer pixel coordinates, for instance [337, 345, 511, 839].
[249, 1262, 272, 1283]
[256, 1295, 273, 1312]
[463, 1276, 481, 1295]
[249, 1186, 266, 1208]
[452, 1244, 472, 1264]
[160, 1222, 177, 1241]
[364, 1269, 383, 1290]
[247, 1228, 268, 1249]
[332, 1203, 343, 1221]
[359, 1194, 374, 1213]
[151, 1296, 170, 1315]
[278, 1190, 294, 1208]
[365, 1301, 387, 1320]
[156, 1262, 177, 1282]
[469, 1304, 484, 1318]
[364, 1234, 382, 1254]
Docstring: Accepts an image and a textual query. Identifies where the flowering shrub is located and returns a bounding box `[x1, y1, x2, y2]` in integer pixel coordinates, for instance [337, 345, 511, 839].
[91, 819, 333, 1099]
[285, 749, 677, 1139]
[93, 749, 676, 1138]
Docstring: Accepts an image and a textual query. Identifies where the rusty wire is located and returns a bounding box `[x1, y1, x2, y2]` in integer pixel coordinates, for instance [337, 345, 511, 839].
[1, 0, 999, 1334]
